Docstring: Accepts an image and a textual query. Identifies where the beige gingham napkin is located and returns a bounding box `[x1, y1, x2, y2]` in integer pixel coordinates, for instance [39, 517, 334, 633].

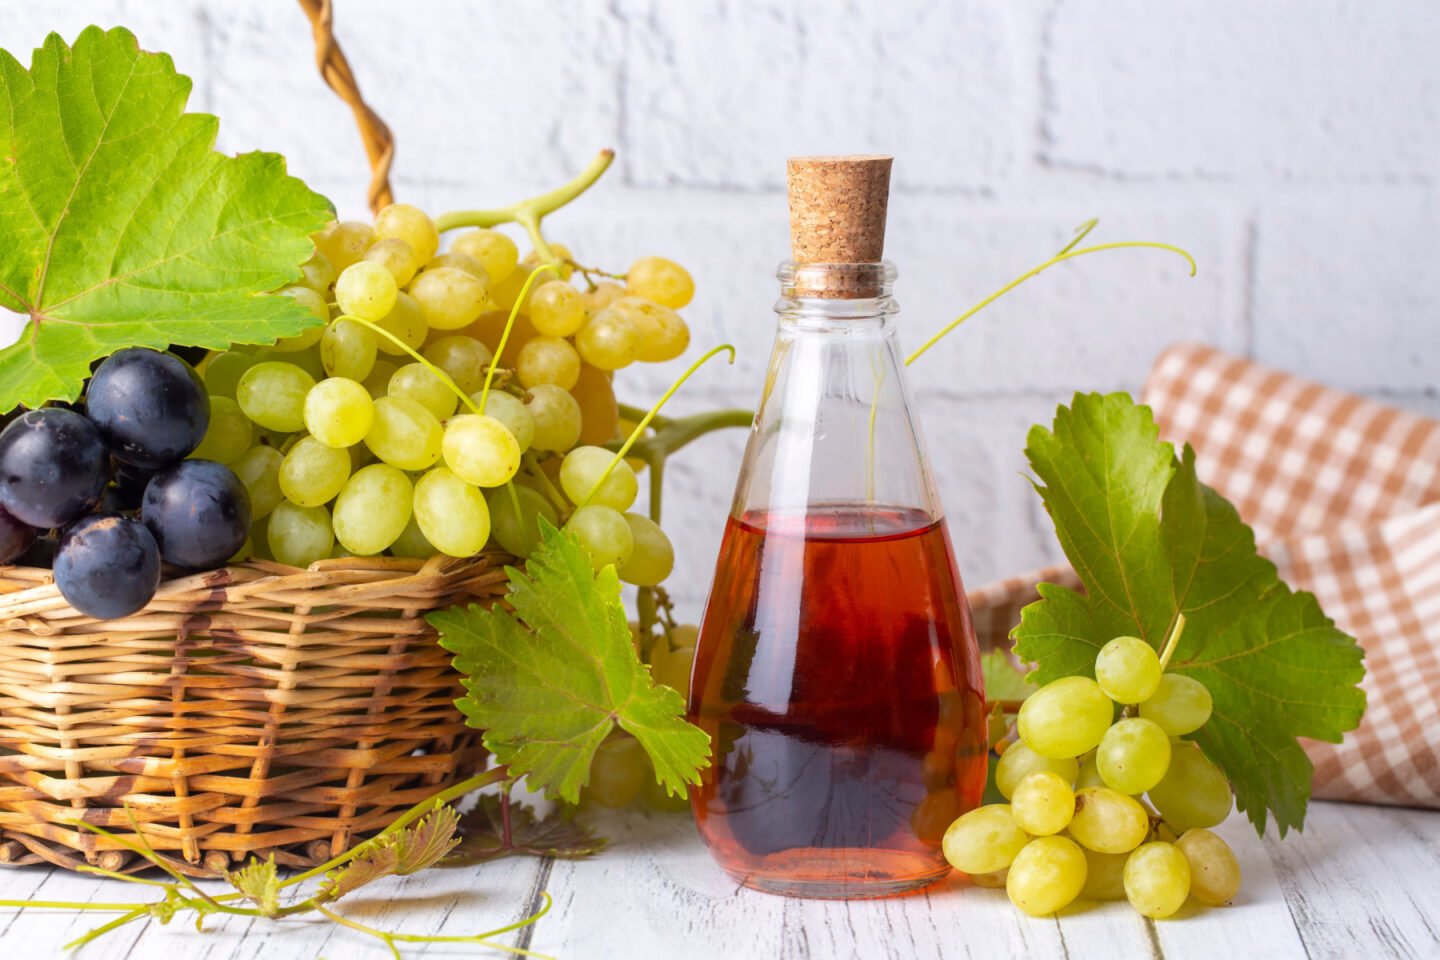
[968, 343, 1440, 808]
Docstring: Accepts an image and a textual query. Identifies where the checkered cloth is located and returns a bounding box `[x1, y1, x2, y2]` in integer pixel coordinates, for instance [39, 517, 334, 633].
[968, 343, 1440, 808]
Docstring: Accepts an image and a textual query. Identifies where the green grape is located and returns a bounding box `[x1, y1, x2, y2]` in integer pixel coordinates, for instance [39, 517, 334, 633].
[409, 266, 490, 331]
[559, 445, 637, 510]
[1139, 674, 1213, 736]
[389, 516, 435, 559]
[525, 384, 582, 452]
[582, 281, 626, 319]
[626, 256, 694, 309]
[363, 359, 399, 397]
[1147, 741, 1232, 831]
[314, 220, 374, 271]
[237, 362, 316, 432]
[486, 484, 558, 558]
[203, 350, 259, 400]
[1081, 849, 1130, 901]
[575, 308, 639, 370]
[969, 869, 1009, 889]
[443, 414, 520, 488]
[648, 639, 694, 693]
[995, 743, 1080, 800]
[298, 249, 336, 293]
[267, 500, 335, 568]
[335, 260, 398, 322]
[304, 377, 375, 449]
[1006, 836, 1087, 917]
[611, 296, 689, 363]
[364, 396, 443, 471]
[373, 291, 429, 357]
[585, 735, 647, 808]
[231, 446, 285, 519]
[941, 804, 1030, 875]
[272, 286, 329, 351]
[1068, 787, 1150, 854]
[1097, 718, 1172, 795]
[1075, 756, 1107, 790]
[414, 467, 490, 558]
[478, 390, 535, 453]
[529, 281, 585, 337]
[272, 345, 326, 382]
[1017, 676, 1114, 759]
[450, 228, 518, 283]
[1124, 841, 1190, 918]
[423, 336, 493, 394]
[567, 504, 633, 571]
[190, 397, 253, 465]
[516, 335, 581, 390]
[1175, 828, 1241, 905]
[1010, 771, 1075, 837]
[424, 252, 487, 279]
[247, 517, 272, 560]
[640, 771, 690, 813]
[332, 464, 413, 555]
[911, 790, 962, 845]
[1094, 635, 1162, 704]
[279, 436, 352, 508]
[618, 513, 674, 586]
[320, 318, 378, 381]
[571, 363, 619, 446]
[388, 362, 458, 420]
[374, 202, 439, 262]
[364, 237, 420, 286]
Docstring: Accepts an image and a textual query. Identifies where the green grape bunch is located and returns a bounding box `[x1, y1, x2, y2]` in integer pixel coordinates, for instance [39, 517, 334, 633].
[199, 194, 706, 603]
[943, 616, 1243, 919]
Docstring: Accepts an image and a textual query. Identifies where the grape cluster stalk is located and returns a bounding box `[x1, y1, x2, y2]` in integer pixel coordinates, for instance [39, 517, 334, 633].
[944, 616, 1244, 918]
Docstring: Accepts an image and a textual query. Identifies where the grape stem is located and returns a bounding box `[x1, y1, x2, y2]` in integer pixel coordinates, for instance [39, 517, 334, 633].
[605, 408, 753, 463]
[435, 150, 616, 267]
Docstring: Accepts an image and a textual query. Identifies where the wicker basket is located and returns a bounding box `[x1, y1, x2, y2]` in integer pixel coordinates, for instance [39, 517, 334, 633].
[0, 553, 507, 877]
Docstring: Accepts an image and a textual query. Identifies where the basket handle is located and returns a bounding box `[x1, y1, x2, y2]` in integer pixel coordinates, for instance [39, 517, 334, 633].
[296, 0, 395, 214]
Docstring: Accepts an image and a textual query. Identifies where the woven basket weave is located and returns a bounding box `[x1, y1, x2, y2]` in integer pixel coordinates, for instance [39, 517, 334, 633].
[0, 553, 506, 877]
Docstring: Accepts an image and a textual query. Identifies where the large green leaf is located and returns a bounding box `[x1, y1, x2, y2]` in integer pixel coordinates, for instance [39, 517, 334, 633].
[1013, 393, 1366, 836]
[430, 521, 710, 803]
[0, 27, 333, 410]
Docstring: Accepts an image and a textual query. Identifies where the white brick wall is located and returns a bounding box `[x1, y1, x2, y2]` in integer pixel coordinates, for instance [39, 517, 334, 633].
[2, 1, 1436, 617]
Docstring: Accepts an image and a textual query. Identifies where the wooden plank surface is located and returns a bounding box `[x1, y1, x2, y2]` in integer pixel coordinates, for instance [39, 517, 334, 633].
[0, 801, 1435, 958]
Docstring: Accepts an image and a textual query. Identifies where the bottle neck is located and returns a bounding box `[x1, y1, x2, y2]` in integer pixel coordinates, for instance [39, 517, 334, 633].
[775, 261, 898, 325]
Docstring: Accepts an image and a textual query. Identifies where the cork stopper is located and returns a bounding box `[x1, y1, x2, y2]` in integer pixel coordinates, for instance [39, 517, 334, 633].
[787, 155, 892, 297]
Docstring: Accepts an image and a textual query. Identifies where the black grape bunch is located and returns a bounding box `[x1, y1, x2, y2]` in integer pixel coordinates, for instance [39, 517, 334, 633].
[0, 348, 251, 619]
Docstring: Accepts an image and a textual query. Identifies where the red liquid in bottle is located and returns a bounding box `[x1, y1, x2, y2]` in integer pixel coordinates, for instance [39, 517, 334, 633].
[689, 504, 987, 898]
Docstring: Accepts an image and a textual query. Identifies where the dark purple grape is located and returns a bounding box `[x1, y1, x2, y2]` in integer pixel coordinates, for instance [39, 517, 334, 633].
[0, 408, 110, 528]
[141, 460, 250, 570]
[54, 515, 161, 619]
[0, 505, 37, 563]
[17, 534, 58, 569]
[86, 348, 210, 469]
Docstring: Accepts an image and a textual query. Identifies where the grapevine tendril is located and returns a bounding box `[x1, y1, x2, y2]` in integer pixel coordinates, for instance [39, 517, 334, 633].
[340, 313, 482, 415]
[904, 225, 1197, 367]
[575, 345, 736, 510]
[478, 264, 560, 414]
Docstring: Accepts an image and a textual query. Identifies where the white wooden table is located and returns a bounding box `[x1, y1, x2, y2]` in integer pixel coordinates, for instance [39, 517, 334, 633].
[1, 801, 1436, 959]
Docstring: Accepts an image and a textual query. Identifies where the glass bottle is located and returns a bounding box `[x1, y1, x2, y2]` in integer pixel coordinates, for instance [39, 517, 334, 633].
[689, 157, 986, 899]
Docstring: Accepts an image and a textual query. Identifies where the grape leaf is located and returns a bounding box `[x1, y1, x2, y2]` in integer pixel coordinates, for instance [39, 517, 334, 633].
[226, 856, 280, 918]
[0, 26, 333, 411]
[441, 795, 606, 866]
[429, 521, 711, 804]
[980, 649, 1033, 703]
[1012, 392, 1366, 836]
